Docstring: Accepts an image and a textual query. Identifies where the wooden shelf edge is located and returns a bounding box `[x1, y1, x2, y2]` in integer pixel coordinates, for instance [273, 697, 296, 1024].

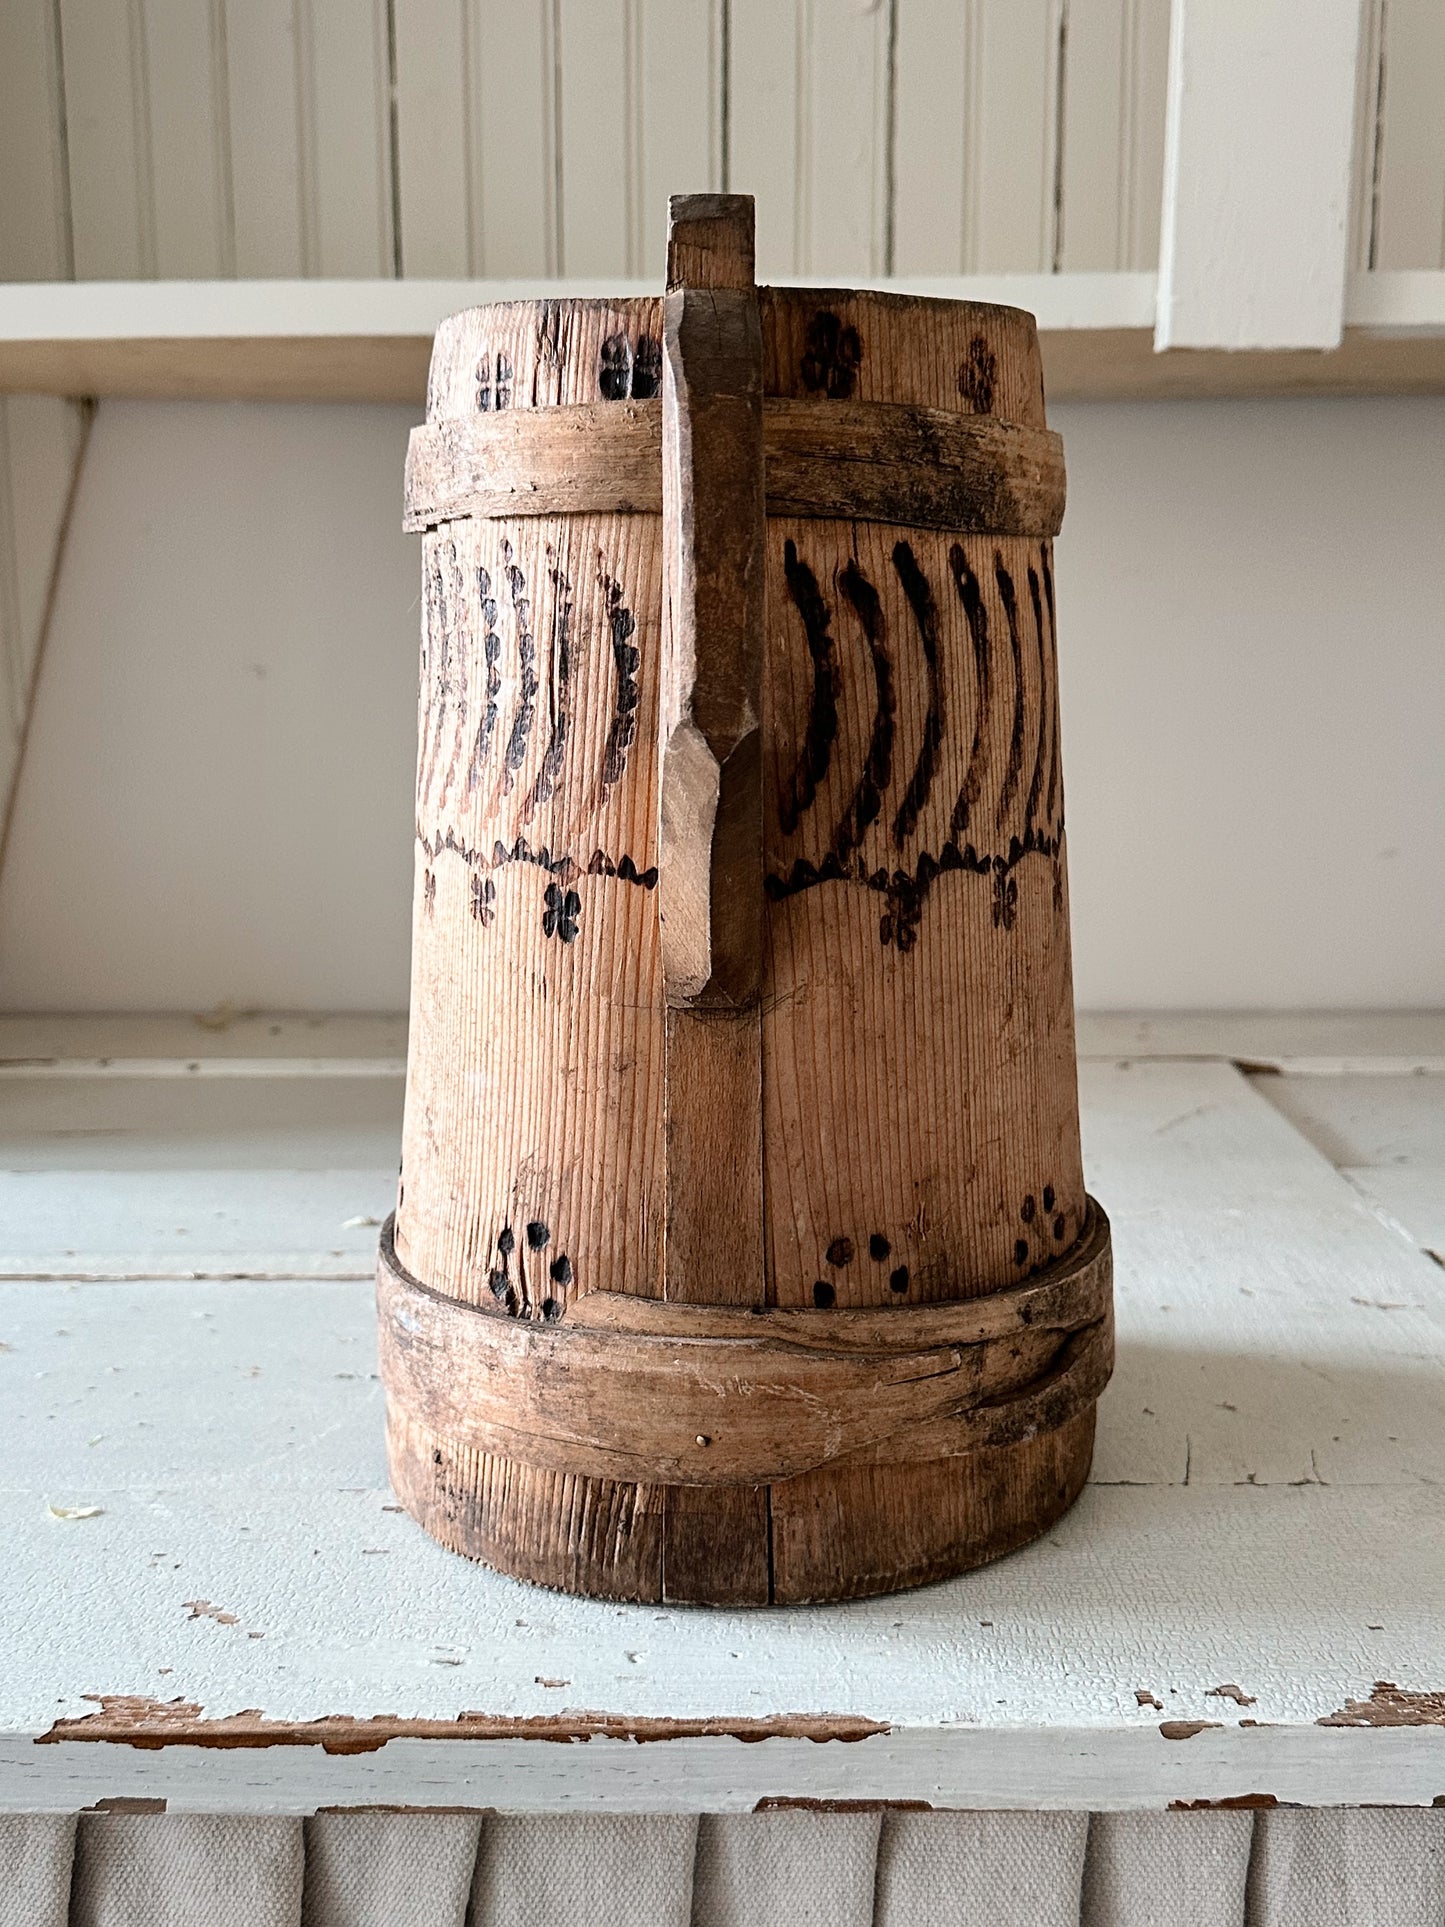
[1, 272, 1443, 401]
[6, 328, 1445, 406]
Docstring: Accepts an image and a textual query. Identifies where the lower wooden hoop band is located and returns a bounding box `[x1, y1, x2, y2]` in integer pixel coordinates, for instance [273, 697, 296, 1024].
[377, 1203, 1112, 1489]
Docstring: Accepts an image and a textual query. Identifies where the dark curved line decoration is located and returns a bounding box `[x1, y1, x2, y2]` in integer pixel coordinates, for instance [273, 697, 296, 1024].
[947, 543, 991, 838]
[1041, 544, 1061, 825]
[467, 565, 502, 793]
[890, 539, 945, 848]
[522, 562, 574, 823]
[1024, 563, 1050, 840]
[501, 550, 537, 794]
[779, 540, 839, 836]
[831, 560, 895, 861]
[436, 546, 470, 814]
[599, 574, 640, 797]
[993, 552, 1026, 834]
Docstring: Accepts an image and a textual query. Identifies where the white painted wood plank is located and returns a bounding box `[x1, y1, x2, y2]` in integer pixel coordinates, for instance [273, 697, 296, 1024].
[392, 0, 473, 276]
[1250, 1072, 1445, 1171]
[728, 0, 804, 276]
[0, 1073, 402, 1168]
[891, 0, 968, 274]
[57, 0, 153, 280]
[800, 0, 893, 277]
[894, 0, 1062, 273]
[1372, 0, 1445, 270]
[225, 0, 307, 277]
[634, 0, 722, 281]
[1076, 1011, 1445, 1073]
[0, 0, 72, 281]
[140, 0, 231, 278]
[0, 1172, 394, 1279]
[300, 0, 394, 277]
[0, 1012, 408, 1067]
[556, 0, 632, 278]
[472, 0, 558, 277]
[1085, 1060, 1445, 1490]
[0, 1056, 1442, 1804]
[1156, 0, 1363, 348]
[1343, 1166, 1445, 1262]
[1059, 0, 1171, 271]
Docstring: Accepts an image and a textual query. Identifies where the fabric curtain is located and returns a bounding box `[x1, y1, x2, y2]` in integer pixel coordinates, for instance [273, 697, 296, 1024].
[6, 1807, 1445, 1927]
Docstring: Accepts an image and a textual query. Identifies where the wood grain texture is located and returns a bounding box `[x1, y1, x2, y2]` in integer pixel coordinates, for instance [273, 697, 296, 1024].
[658, 195, 766, 1323]
[389, 247, 1104, 1600]
[402, 399, 1065, 536]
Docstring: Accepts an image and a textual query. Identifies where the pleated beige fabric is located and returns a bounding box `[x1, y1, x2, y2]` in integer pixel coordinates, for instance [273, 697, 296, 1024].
[13, 1806, 1445, 1924]
[1083, 1811, 1254, 1927]
[301, 1813, 481, 1927]
[1249, 1808, 1445, 1927]
[0, 1812, 76, 1927]
[69, 1814, 304, 1927]
[874, 1811, 1089, 1927]
[691, 1810, 882, 1927]
[468, 1814, 699, 1927]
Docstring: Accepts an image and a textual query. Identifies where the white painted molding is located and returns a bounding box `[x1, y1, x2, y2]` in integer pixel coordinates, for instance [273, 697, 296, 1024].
[1156, 0, 1366, 349]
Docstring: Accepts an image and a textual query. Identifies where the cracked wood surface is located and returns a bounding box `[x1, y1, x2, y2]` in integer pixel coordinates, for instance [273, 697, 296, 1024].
[5, 1042, 1445, 1806]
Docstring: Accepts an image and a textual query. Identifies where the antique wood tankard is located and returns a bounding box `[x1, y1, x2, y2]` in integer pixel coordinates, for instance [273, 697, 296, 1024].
[378, 195, 1113, 1604]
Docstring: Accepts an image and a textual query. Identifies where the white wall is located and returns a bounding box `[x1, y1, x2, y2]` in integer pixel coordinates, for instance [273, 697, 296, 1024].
[0, 393, 1441, 1012]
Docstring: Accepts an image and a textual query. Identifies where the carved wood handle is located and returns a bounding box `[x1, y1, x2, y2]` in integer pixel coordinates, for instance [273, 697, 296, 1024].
[657, 195, 767, 1306]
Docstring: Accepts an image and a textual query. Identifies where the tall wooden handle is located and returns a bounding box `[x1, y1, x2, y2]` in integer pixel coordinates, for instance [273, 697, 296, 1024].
[659, 194, 766, 1305]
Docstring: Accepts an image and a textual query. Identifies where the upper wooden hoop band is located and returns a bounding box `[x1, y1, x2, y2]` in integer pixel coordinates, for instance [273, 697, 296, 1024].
[403, 398, 1066, 540]
[376, 1202, 1112, 1488]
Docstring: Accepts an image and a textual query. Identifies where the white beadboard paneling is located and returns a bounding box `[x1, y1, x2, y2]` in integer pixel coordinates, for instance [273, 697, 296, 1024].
[557, 0, 633, 276]
[1156, 0, 1364, 348]
[634, 0, 723, 279]
[731, 0, 892, 278]
[225, 0, 307, 278]
[57, 0, 154, 280]
[894, 0, 1061, 273]
[1058, 0, 1170, 271]
[728, 0, 804, 275]
[473, 0, 559, 277]
[300, 0, 395, 277]
[1372, 0, 1445, 271]
[141, 0, 232, 278]
[393, 0, 473, 276]
[0, 0, 72, 281]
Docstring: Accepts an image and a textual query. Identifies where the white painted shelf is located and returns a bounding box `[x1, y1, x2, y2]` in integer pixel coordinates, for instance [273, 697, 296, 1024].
[2, 273, 1445, 403]
[3, 1015, 1445, 1813]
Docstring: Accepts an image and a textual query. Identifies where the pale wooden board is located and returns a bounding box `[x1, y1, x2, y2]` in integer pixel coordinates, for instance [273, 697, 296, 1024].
[225, 0, 306, 279]
[1057, 0, 1171, 272]
[4, 1056, 1445, 1809]
[300, 0, 395, 278]
[391, 0, 474, 278]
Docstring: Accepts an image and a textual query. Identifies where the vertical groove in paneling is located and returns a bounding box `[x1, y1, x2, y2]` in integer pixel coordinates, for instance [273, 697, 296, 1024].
[1057, 0, 1169, 271]
[474, 0, 559, 277]
[393, 0, 473, 276]
[141, 0, 232, 277]
[634, 0, 725, 279]
[224, 0, 307, 276]
[299, 0, 395, 275]
[58, 0, 154, 278]
[1372, 0, 1445, 269]
[0, 0, 73, 280]
[1349, 0, 1386, 272]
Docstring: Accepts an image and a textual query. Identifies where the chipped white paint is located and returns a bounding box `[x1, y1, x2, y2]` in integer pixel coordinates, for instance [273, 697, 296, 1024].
[2, 1040, 1445, 1808]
